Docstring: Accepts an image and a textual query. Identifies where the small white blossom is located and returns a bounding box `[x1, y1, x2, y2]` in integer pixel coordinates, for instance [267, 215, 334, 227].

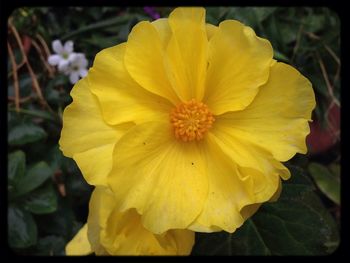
[63, 53, 88, 84]
[48, 39, 89, 84]
[48, 40, 76, 72]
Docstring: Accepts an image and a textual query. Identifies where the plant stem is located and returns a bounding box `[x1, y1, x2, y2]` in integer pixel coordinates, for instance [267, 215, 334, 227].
[7, 42, 20, 112]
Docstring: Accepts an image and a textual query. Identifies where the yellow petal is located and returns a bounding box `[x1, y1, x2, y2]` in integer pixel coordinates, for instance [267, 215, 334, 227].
[269, 178, 282, 202]
[152, 17, 217, 46]
[270, 59, 277, 66]
[169, 229, 196, 255]
[188, 135, 257, 233]
[124, 21, 180, 105]
[89, 43, 172, 126]
[152, 18, 172, 48]
[216, 62, 316, 162]
[105, 209, 195, 255]
[240, 203, 261, 221]
[204, 20, 273, 115]
[165, 7, 208, 101]
[206, 23, 218, 40]
[208, 123, 287, 221]
[87, 186, 114, 255]
[240, 176, 282, 221]
[240, 175, 283, 221]
[88, 187, 195, 255]
[210, 123, 287, 180]
[59, 77, 128, 186]
[107, 121, 208, 234]
[65, 224, 92, 255]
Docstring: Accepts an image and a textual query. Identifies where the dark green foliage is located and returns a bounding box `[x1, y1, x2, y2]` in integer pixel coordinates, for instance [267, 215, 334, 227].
[192, 166, 339, 255]
[24, 182, 58, 214]
[14, 161, 53, 197]
[8, 122, 47, 146]
[8, 206, 38, 248]
[308, 162, 340, 205]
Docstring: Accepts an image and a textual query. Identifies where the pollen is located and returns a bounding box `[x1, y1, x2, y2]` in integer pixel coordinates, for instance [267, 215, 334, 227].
[170, 99, 215, 142]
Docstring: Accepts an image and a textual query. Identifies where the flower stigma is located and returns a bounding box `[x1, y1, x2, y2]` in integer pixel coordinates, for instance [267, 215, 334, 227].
[170, 99, 215, 142]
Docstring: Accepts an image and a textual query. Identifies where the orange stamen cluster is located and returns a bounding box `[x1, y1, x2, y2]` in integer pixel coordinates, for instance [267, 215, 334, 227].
[170, 99, 215, 142]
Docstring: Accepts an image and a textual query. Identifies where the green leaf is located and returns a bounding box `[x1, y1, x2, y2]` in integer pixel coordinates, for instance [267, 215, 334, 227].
[194, 221, 271, 255]
[303, 14, 326, 33]
[307, 73, 329, 98]
[33, 235, 66, 255]
[328, 163, 340, 179]
[308, 162, 340, 205]
[8, 205, 37, 248]
[65, 172, 92, 206]
[84, 34, 119, 49]
[8, 107, 58, 122]
[192, 165, 339, 255]
[117, 17, 139, 42]
[274, 50, 290, 62]
[279, 21, 299, 45]
[27, 103, 57, 118]
[24, 182, 58, 214]
[8, 151, 26, 189]
[263, 14, 285, 53]
[225, 7, 259, 28]
[44, 85, 61, 105]
[8, 122, 47, 146]
[8, 111, 22, 130]
[35, 197, 77, 240]
[61, 14, 133, 40]
[8, 73, 33, 97]
[252, 7, 277, 23]
[46, 145, 77, 179]
[46, 145, 64, 171]
[205, 7, 225, 25]
[15, 161, 53, 197]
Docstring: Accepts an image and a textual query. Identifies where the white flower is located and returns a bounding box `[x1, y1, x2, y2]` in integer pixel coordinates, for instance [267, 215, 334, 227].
[47, 39, 88, 84]
[63, 53, 88, 84]
[48, 40, 76, 72]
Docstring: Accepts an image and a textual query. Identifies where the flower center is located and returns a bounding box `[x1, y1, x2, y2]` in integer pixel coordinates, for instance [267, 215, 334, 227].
[170, 99, 215, 142]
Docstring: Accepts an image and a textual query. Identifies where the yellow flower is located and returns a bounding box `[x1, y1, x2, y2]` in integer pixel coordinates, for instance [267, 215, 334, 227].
[66, 187, 194, 255]
[59, 7, 315, 236]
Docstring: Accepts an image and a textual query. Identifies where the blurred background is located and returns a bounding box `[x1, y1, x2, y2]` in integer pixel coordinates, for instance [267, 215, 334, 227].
[7, 7, 340, 255]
